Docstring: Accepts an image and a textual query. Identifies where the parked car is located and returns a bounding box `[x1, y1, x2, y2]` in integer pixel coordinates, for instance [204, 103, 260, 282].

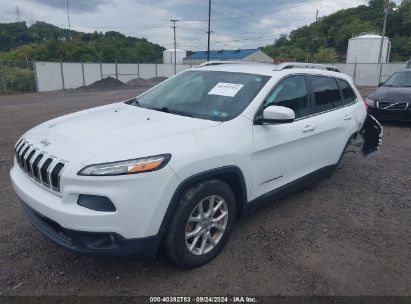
[10, 62, 382, 268]
[367, 69, 411, 121]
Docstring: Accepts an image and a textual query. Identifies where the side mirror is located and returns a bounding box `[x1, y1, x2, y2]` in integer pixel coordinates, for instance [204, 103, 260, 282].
[378, 82, 384, 87]
[255, 106, 295, 124]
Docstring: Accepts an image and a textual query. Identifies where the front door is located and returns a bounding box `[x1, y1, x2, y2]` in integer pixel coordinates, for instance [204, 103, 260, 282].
[251, 75, 321, 200]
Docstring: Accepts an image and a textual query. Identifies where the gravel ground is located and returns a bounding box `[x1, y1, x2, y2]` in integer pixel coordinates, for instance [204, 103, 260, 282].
[0, 87, 410, 296]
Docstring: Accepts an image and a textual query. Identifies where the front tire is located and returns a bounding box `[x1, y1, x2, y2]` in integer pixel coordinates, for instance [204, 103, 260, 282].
[164, 179, 236, 268]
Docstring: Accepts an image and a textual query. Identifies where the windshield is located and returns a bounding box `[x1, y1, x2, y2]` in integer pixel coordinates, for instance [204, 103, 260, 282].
[128, 70, 270, 121]
[384, 71, 411, 87]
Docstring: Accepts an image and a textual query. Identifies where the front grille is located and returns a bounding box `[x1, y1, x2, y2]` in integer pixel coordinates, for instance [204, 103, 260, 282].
[25, 150, 36, 175]
[51, 162, 65, 190]
[377, 101, 408, 110]
[14, 139, 67, 193]
[41, 158, 53, 186]
[32, 154, 43, 180]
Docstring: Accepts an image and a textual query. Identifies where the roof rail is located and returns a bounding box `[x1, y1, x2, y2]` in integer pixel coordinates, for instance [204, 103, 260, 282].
[197, 61, 266, 67]
[274, 62, 341, 72]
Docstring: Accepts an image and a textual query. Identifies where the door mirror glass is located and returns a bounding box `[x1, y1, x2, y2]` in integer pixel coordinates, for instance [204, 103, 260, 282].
[257, 105, 295, 124]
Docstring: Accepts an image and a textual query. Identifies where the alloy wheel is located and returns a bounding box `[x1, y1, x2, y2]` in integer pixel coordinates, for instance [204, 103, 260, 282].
[185, 195, 229, 255]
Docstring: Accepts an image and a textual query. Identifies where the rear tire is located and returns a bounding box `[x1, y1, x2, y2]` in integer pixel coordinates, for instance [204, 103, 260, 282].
[164, 179, 236, 268]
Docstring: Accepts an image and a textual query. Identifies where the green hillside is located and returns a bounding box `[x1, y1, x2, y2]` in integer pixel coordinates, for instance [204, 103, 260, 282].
[262, 0, 411, 62]
[0, 21, 165, 63]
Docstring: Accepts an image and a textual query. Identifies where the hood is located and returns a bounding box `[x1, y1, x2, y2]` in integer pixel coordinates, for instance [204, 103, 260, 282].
[369, 86, 411, 102]
[34, 102, 220, 158]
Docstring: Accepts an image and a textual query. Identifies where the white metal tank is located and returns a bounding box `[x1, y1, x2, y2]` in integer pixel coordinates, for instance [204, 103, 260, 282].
[163, 49, 187, 64]
[346, 34, 391, 63]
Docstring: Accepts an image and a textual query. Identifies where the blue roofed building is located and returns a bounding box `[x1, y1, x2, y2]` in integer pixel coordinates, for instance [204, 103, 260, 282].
[183, 48, 273, 65]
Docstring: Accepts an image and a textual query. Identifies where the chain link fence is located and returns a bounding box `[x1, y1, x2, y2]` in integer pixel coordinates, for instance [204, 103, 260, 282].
[0, 60, 37, 95]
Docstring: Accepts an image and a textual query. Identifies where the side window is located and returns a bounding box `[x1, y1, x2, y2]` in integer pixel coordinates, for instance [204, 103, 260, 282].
[309, 76, 342, 113]
[264, 75, 309, 119]
[337, 79, 357, 106]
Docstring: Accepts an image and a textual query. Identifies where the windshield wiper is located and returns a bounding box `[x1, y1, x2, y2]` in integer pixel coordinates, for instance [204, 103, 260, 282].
[132, 97, 141, 106]
[153, 106, 193, 117]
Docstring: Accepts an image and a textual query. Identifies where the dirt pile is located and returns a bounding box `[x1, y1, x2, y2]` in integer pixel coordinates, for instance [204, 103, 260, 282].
[86, 77, 127, 90]
[127, 77, 167, 87]
[84, 76, 167, 90]
[126, 78, 150, 87]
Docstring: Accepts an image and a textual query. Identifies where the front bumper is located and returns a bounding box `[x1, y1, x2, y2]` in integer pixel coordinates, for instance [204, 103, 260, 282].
[21, 201, 160, 258]
[368, 107, 411, 122]
[10, 161, 180, 239]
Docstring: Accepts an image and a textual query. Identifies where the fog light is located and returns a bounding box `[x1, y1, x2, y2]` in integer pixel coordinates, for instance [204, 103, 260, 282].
[77, 195, 116, 212]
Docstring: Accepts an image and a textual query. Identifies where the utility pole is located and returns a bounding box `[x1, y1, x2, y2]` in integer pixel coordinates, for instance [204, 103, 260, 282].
[16, 6, 21, 22]
[170, 19, 178, 75]
[207, 0, 211, 61]
[312, 9, 319, 57]
[66, 0, 71, 30]
[378, 8, 388, 64]
[377, 4, 389, 84]
[66, 0, 72, 60]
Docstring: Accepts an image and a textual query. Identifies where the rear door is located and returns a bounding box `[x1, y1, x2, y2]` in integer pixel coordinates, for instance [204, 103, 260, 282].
[336, 78, 360, 131]
[306, 75, 356, 167]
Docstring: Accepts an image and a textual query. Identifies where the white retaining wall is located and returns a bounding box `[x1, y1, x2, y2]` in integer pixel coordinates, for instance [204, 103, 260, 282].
[35, 61, 408, 92]
[35, 61, 193, 92]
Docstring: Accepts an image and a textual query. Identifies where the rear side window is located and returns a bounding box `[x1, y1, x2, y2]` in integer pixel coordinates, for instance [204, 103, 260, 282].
[264, 75, 309, 119]
[337, 79, 357, 105]
[309, 76, 342, 113]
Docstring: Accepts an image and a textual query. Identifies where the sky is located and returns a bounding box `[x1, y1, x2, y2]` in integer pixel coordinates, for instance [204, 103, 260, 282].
[0, 0, 402, 51]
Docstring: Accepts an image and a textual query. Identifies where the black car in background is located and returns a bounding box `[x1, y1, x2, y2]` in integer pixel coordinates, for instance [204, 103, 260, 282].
[367, 69, 411, 122]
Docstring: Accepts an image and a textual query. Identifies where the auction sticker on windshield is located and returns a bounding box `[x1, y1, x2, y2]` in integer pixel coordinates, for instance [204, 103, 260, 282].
[208, 82, 244, 97]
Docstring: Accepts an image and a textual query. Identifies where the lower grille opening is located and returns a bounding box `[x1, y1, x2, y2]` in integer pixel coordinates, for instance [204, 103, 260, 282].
[77, 195, 116, 212]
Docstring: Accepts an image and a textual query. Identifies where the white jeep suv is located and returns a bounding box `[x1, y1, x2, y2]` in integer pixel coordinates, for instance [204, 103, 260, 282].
[10, 62, 382, 268]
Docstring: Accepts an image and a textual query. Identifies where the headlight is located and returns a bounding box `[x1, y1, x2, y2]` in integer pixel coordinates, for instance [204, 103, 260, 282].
[366, 98, 375, 107]
[78, 154, 171, 176]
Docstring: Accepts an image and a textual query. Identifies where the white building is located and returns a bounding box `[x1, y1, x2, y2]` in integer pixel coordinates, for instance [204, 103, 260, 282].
[183, 48, 273, 65]
[163, 49, 187, 64]
[346, 34, 391, 63]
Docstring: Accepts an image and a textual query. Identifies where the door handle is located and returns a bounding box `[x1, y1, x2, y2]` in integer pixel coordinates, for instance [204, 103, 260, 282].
[302, 125, 316, 132]
[344, 115, 353, 121]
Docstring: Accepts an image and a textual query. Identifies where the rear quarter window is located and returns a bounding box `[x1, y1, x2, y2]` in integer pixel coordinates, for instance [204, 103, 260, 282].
[337, 79, 357, 106]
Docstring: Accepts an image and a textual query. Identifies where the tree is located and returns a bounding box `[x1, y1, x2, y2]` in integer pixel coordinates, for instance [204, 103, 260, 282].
[312, 47, 336, 63]
[261, 0, 410, 62]
[290, 48, 306, 61]
[0, 21, 165, 62]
